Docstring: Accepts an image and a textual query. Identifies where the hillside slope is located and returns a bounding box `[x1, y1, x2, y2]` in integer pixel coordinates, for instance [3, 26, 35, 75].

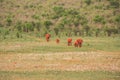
[0, 0, 120, 37]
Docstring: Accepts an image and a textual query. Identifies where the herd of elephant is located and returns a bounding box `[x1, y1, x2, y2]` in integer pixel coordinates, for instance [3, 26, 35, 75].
[45, 33, 83, 47]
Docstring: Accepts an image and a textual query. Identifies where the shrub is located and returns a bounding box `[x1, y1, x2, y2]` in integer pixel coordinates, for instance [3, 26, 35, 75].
[0, 23, 3, 27]
[108, 0, 119, 8]
[96, 0, 101, 2]
[104, 26, 118, 36]
[57, 23, 64, 31]
[84, 0, 91, 5]
[26, 22, 34, 31]
[74, 21, 80, 27]
[115, 15, 120, 23]
[52, 15, 59, 19]
[80, 17, 88, 25]
[16, 32, 20, 38]
[94, 15, 106, 24]
[23, 22, 34, 32]
[6, 17, 12, 26]
[95, 28, 100, 37]
[61, 18, 71, 25]
[44, 20, 52, 29]
[35, 22, 41, 31]
[83, 25, 90, 36]
[4, 30, 9, 35]
[32, 15, 40, 20]
[66, 9, 79, 16]
[54, 27, 59, 36]
[53, 6, 66, 17]
[53, 6, 65, 14]
[15, 21, 22, 32]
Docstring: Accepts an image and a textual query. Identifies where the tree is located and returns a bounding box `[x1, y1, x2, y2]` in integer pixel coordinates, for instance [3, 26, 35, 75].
[54, 27, 59, 36]
[23, 22, 34, 32]
[104, 26, 118, 36]
[95, 28, 100, 37]
[83, 25, 90, 36]
[35, 22, 41, 31]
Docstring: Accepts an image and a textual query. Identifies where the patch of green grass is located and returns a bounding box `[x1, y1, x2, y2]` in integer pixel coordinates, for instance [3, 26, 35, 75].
[0, 37, 120, 54]
[0, 70, 120, 80]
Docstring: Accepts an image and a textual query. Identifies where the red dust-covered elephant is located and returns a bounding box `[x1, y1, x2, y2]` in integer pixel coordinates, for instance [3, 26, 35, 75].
[67, 38, 72, 46]
[56, 39, 60, 44]
[74, 40, 79, 47]
[45, 34, 51, 42]
[74, 38, 83, 47]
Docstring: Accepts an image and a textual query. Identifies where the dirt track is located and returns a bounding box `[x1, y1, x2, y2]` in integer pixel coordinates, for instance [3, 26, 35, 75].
[0, 52, 120, 72]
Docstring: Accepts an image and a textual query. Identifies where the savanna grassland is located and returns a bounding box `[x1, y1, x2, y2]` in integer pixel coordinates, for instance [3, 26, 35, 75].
[0, 36, 120, 80]
[0, 0, 120, 80]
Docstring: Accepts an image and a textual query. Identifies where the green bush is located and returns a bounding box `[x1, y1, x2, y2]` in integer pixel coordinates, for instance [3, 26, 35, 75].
[95, 28, 100, 37]
[94, 15, 106, 24]
[84, 0, 91, 5]
[44, 20, 52, 29]
[23, 22, 34, 32]
[115, 15, 120, 23]
[104, 26, 118, 36]
[32, 15, 40, 20]
[6, 17, 12, 26]
[108, 0, 119, 8]
[96, 0, 101, 2]
[51, 15, 59, 19]
[34, 22, 41, 31]
[0, 23, 3, 27]
[4, 30, 9, 35]
[80, 17, 88, 25]
[27, 22, 34, 31]
[54, 27, 59, 36]
[61, 18, 71, 25]
[16, 32, 20, 38]
[83, 25, 90, 36]
[53, 6, 65, 14]
[66, 9, 79, 16]
[15, 21, 23, 32]
[57, 23, 64, 31]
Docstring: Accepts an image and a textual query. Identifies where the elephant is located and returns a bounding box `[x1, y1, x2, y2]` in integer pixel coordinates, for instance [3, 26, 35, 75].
[74, 40, 79, 47]
[56, 39, 60, 44]
[67, 38, 72, 46]
[45, 33, 51, 42]
[74, 38, 83, 47]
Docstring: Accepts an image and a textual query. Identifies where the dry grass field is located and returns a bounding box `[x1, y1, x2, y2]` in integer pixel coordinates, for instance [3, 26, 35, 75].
[0, 37, 120, 80]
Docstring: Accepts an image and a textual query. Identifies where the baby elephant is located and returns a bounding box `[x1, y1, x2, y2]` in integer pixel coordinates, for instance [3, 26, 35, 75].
[67, 38, 72, 46]
[56, 39, 60, 44]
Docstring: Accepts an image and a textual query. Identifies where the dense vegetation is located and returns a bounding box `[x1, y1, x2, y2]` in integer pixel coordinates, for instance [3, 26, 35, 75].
[0, 0, 120, 39]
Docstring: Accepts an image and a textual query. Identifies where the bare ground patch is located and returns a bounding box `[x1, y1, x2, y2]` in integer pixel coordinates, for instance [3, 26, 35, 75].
[0, 52, 120, 72]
